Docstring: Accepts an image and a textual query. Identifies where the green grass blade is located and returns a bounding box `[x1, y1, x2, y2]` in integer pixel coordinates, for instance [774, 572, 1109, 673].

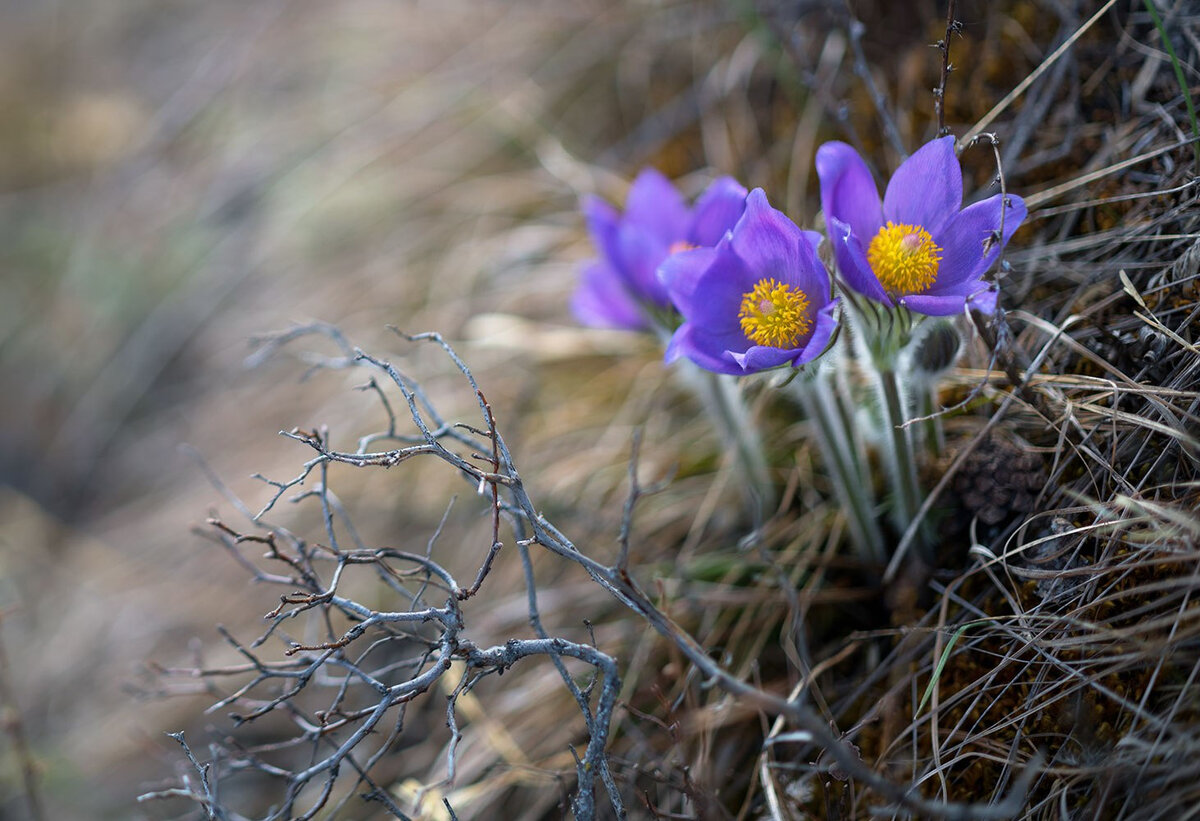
[917, 621, 983, 717]
[1144, 0, 1200, 172]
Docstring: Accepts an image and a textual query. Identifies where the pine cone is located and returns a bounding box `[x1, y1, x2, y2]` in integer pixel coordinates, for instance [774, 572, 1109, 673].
[952, 435, 1045, 527]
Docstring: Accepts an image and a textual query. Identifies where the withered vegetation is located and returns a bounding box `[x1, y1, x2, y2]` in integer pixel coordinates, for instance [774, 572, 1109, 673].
[1, 1, 1197, 819]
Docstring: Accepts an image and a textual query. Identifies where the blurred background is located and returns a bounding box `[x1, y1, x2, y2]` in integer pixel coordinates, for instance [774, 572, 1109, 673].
[0, 2, 627, 815]
[0, 2, 780, 815]
[3, 0, 1196, 818]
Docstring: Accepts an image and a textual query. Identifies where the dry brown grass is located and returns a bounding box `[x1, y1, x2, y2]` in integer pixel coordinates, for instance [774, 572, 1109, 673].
[1, 0, 1197, 818]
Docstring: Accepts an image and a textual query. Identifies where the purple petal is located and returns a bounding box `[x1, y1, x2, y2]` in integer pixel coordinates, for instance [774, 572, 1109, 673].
[625, 168, 690, 246]
[927, 275, 995, 297]
[900, 285, 998, 316]
[689, 177, 748, 246]
[729, 345, 799, 372]
[793, 300, 840, 365]
[582, 195, 622, 271]
[793, 229, 833, 308]
[966, 286, 999, 315]
[689, 303, 755, 349]
[730, 189, 809, 285]
[668, 323, 747, 375]
[658, 247, 719, 317]
[897, 293, 968, 317]
[935, 193, 1027, 287]
[800, 229, 826, 253]
[570, 262, 648, 330]
[816, 141, 883, 243]
[827, 216, 890, 304]
[883, 135, 961, 234]
[901, 280, 998, 316]
[663, 324, 689, 364]
[617, 223, 671, 307]
[686, 242, 757, 334]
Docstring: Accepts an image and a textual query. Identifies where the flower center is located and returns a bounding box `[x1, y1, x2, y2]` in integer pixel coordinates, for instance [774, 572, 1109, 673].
[668, 240, 698, 255]
[866, 222, 942, 295]
[738, 278, 812, 348]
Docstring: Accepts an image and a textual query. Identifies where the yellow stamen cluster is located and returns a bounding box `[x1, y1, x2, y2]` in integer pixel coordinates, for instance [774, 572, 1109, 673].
[866, 221, 942, 295]
[668, 240, 698, 255]
[738, 278, 812, 348]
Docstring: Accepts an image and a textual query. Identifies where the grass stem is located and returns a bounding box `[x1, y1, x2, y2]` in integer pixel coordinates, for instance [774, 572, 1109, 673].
[1144, 0, 1200, 173]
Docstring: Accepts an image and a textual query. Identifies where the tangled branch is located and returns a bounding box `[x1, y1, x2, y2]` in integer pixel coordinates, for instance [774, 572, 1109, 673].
[142, 324, 1039, 819]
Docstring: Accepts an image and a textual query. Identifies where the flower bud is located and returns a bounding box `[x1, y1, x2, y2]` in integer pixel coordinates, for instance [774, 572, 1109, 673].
[911, 320, 961, 378]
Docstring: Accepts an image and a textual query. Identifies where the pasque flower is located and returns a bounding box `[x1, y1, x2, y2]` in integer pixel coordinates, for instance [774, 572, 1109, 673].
[572, 169, 748, 330]
[816, 136, 1026, 316]
[661, 189, 838, 375]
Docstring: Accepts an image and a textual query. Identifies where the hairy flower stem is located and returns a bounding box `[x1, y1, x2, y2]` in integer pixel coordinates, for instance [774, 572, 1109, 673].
[689, 367, 775, 520]
[915, 385, 944, 460]
[792, 377, 886, 565]
[658, 323, 774, 518]
[876, 367, 927, 557]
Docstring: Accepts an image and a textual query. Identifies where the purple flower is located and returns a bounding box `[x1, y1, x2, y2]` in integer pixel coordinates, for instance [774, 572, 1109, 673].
[661, 189, 838, 375]
[815, 136, 1026, 316]
[572, 169, 748, 330]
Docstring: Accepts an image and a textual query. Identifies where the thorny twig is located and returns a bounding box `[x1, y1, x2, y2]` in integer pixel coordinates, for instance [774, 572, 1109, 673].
[145, 325, 625, 820]
[933, 0, 960, 137]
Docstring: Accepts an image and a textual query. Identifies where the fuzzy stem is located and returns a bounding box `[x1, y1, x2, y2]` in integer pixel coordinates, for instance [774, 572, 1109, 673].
[915, 384, 944, 460]
[657, 316, 775, 519]
[793, 378, 886, 564]
[830, 356, 867, 480]
[876, 367, 926, 555]
[690, 367, 775, 520]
